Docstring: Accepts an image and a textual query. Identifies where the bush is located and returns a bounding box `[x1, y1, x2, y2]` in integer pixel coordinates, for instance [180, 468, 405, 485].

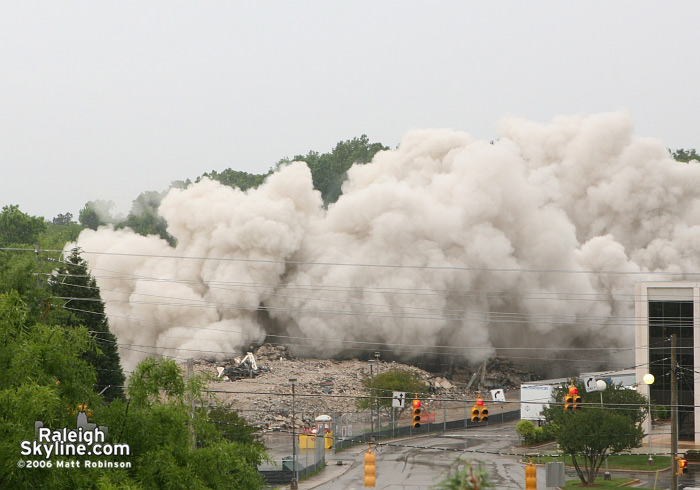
[517, 420, 556, 445]
[654, 406, 670, 420]
[516, 421, 537, 444]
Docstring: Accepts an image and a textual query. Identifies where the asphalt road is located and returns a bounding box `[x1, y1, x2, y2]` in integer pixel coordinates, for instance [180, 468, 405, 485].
[314, 421, 531, 489]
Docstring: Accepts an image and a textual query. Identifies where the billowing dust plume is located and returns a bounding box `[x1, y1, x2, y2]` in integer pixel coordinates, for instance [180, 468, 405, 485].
[72, 112, 700, 373]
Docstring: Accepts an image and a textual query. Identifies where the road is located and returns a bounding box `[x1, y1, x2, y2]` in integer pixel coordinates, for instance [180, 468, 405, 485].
[315, 421, 531, 489]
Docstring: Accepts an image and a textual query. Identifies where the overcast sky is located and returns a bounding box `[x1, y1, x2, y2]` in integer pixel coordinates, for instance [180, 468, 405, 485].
[2, 1, 699, 220]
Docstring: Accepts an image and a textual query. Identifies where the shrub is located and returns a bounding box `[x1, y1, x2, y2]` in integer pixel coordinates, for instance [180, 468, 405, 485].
[516, 420, 537, 444]
[654, 406, 670, 420]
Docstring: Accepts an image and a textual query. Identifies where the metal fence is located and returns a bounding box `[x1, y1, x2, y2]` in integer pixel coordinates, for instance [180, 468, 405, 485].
[259, 399, 521, 484]
[333, 406, 520, 453]
[259, 433, 326, 486]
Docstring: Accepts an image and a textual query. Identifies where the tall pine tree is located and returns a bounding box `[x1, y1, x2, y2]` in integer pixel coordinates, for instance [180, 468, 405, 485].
[49, 248, 125, 401]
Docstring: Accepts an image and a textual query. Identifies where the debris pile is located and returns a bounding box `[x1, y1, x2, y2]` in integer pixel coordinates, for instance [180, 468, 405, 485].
[449, 357, 540, 391]
[185, 345, 537, 430]
[216, 352, 269, 381]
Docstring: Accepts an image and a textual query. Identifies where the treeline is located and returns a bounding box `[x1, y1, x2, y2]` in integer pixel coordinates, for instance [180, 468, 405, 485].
[5, 139, 698, 247]
[0, 245, 267, 488]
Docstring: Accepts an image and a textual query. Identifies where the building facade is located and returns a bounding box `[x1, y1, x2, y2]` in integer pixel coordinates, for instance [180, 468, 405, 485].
[635, 282, 700, 443]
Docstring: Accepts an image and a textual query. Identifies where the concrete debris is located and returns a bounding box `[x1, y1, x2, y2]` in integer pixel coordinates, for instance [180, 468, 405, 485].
[216, 352, 268, 381]
[183, 346, 538, 430]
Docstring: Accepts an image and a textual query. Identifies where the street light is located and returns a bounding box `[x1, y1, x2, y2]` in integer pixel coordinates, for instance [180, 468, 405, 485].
[597, 379, 612, 481]
[368, 360, 375, 439]
[643, 373, 655, 465]
[374, 352, 380, 434]
[289, 378, 298, 490]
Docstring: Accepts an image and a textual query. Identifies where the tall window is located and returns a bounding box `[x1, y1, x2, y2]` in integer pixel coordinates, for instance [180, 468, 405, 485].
[648, 301, 694, 440]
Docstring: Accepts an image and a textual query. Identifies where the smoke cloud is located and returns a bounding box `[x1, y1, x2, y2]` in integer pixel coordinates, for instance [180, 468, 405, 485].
[72, 112, 700, 372]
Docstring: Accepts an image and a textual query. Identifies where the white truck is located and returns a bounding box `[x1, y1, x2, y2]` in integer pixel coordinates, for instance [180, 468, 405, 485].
[520, 384, 556, 421]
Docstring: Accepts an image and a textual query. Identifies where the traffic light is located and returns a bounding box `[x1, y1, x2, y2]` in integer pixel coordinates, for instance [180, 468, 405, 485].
[479, 405, 489, 422]
[564, 393, 573, 410]
[565, 385, 579, 411]
[676, 457, 688, 475]
[475, 397, 488, 422]
[471, 405, 480, 422]
[364, 444, 376, 487]
[525, 461, 537, 490]
[573, 392, 582, 410]
[412, 399, 421, 429]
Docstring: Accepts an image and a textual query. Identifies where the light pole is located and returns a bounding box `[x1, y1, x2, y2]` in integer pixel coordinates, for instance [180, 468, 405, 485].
[597, 379, 611, 481]
[374, 352, 380, 434]
[643, 373, 655, 465]
[289, 378, 298, 490]
[368, 360, 375, 439]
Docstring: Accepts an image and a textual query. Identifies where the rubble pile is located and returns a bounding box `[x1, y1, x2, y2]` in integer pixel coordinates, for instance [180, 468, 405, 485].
[184, 346, 538, 430]
[449, 357, 540, 391]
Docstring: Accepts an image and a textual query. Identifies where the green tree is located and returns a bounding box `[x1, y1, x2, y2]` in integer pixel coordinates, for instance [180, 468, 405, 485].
[542, 380, 648, 485]
[41, 213, 84, 249]
[0, 205, 47, 246]
[49, 248, 125, 401]
[101, 357, 269, 489]
[0, 289, 267, 489]
[433, 458, 494, 489]
[197, 169, 270, 191]
[116, 191, 175, 245]
[295, 135, 388, 206]
[556, 408, 644, 485]
[671, 148, 700, 162]
[356, 369, 426, 411]
[51, 212, 74, 226]
[0, 291, 101, 489]
[78, 200, 115, 230]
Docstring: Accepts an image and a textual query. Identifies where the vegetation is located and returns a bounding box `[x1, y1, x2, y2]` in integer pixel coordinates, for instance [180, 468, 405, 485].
[541, 379, 648, 486]
[114, 191, 175, 245]
[356, 368, 426, 411]
[0, 204, 47, 246]
[433, 459, 494, 489]
[0, 294, 269, 488]
[0, 205, 269, 488]
[48, 248, 125, 401]
[671, 148, 700, 162]
[516, 420, 555, 445]
[561, 478, 652, 489]
[526, 453, 670, 471]
[291, 134, 388, 205]
[197, 168, 269, 191]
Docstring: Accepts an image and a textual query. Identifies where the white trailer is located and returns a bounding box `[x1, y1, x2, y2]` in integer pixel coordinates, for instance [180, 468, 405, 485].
[520, 384, 556, 421]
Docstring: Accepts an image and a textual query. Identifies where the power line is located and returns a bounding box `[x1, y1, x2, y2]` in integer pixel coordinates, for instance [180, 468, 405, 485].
[10, 246, 700, 276]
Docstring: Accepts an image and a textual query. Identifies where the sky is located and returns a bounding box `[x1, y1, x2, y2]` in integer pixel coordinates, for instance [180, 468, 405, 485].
[1, 1, 699, 220]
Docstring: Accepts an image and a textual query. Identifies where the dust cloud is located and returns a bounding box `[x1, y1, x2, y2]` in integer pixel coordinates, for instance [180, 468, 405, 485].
[72, 112, 700, 372]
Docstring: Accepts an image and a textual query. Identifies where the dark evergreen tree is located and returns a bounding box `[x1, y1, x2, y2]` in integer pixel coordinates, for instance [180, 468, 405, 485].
[49, 248, 125, 401]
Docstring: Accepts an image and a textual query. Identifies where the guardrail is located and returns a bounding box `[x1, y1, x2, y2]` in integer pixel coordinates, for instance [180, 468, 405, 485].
[333, 409, 520, 453]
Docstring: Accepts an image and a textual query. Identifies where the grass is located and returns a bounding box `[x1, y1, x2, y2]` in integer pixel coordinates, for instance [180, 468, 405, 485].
[523, 453, 670, 471]
[561, 477, 654, 488]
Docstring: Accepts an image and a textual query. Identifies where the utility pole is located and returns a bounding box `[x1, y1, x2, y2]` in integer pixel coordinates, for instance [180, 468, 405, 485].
[35, 244, 41, 287]
[187, 358, 196, 449]
[671, 334, 678, 490]
[369, 359, 375, 439]
[289, 378, 298, 490]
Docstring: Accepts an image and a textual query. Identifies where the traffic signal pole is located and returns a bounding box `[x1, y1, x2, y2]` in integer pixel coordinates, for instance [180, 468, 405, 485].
[671, 334, 678, 490]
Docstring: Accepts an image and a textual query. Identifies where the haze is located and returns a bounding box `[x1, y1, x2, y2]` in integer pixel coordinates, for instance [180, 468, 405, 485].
[2, 2, 699, 219]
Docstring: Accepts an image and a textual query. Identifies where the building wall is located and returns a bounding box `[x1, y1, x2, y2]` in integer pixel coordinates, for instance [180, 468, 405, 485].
[635, 282, 700, 444]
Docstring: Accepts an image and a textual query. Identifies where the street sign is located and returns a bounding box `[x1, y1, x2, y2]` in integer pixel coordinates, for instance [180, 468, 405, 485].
[392, 391, 406, 408]
[491, 389, 506, 402]
[584, 376, 598, 392]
